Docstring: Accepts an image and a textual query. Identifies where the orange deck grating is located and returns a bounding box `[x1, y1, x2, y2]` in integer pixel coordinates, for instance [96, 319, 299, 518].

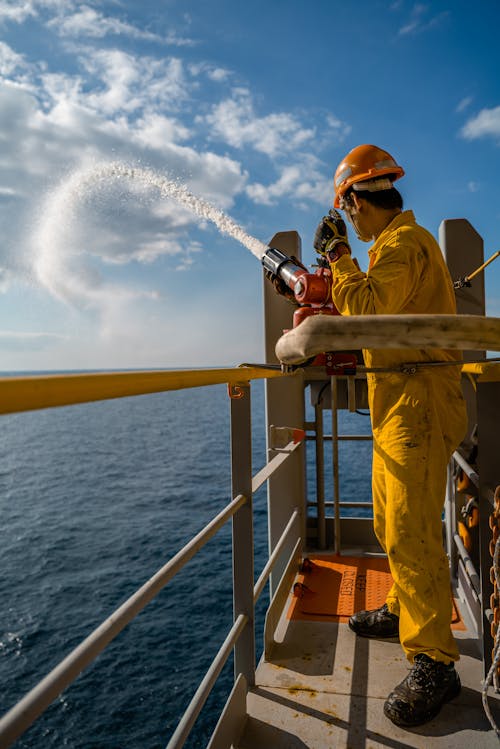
[287, 555, 464, 629]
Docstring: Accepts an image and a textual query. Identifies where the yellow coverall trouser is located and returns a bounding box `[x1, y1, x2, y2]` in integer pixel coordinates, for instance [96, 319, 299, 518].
[369, 370, 467, 664]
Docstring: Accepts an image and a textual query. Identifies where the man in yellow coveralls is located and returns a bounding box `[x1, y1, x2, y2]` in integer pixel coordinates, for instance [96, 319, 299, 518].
[313, 144, 468, 727]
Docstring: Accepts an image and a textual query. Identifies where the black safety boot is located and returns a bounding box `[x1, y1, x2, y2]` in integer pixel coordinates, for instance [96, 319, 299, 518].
[348, 603, 399, 639]
[383, 653, 461, 727]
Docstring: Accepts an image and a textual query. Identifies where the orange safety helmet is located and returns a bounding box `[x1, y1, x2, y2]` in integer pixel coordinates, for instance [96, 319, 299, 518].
[333, 144, 405, 208]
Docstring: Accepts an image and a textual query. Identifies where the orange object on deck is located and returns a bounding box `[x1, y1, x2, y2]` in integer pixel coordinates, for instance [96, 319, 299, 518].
[288, 555, 464, 630]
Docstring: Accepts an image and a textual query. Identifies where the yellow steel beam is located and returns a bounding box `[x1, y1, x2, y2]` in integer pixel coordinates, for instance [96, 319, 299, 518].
[0, 367, 285, 415]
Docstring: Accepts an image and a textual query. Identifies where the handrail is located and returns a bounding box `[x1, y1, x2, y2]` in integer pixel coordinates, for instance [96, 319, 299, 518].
[251, 439, 302, 493]
[453, 449, 479, 489]
[0, 366, 285, 415]
[165, 614, 248, 749]
[0, 494, 246, 748]
[253, 509, 300, 604]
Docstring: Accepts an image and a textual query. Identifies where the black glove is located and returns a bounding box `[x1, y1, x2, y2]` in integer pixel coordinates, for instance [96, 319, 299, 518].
[313, 209, 351, 257]
[264, 255, 306, 304]
[264, 270, 298, 303]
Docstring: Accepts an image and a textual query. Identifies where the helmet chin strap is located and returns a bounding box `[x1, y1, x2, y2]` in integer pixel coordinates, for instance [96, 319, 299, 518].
[344, 205, 372, 242]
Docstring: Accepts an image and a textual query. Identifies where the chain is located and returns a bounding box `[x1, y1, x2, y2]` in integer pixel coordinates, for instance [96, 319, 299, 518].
[488, 487, 500, 646]
[483, 486, 500, 736]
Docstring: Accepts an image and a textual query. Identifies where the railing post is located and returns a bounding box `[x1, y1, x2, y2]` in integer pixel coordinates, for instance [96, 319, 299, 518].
[229, 383, 255, 686]
[331, 376, 341, 554]
[263, 230, 306, 595]
[315, 403, 326, 550]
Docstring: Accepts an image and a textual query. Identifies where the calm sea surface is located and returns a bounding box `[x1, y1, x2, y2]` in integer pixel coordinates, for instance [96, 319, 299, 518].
[0, 380, 372, 748]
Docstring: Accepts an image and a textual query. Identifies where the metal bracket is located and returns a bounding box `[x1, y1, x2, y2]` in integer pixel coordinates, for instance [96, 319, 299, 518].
[325, 352, 357, 376]
[269, 424, 305, 449]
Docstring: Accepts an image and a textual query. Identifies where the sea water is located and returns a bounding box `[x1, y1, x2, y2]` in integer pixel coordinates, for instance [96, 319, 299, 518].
[0, 381, 372, 748]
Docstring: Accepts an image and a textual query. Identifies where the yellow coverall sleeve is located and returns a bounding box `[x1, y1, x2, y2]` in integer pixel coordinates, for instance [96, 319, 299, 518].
[330, 233, 426, 316]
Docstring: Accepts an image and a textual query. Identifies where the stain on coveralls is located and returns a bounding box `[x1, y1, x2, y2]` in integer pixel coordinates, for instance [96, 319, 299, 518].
[330, 210, 467, 664]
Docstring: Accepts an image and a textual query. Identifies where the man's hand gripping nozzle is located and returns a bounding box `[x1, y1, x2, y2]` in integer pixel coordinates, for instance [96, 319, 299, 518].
[261, 247, 332, 306]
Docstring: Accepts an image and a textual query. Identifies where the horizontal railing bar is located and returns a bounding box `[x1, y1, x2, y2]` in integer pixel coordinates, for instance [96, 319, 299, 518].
[453, 532, 481, 594]
[339, 502, 373, 508]
[306, 435, 372, 441]
[0, 494, 247, 749]
[452, 450, 479, 488]
[253, 509, 300, 604]
[165, 613, 248, 749]
[307, 501, 373, 508]
[0, 367, 286, 416]
[252, 440, 302, 493]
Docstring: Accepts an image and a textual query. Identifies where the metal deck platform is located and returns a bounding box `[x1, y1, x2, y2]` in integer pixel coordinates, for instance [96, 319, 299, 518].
[237, 595, 500, 748]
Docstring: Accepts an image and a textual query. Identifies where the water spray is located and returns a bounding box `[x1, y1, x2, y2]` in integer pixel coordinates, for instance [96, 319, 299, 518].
[33, 161, 270, 309]
[34, 161, 338, 335]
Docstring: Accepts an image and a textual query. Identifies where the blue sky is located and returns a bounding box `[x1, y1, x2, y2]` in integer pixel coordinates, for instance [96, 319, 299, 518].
[0, 0, 499, 370]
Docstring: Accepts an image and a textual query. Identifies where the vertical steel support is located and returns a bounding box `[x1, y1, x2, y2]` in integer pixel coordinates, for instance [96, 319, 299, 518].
[440, 218, 489, 666]
[331, 376, 341, 554]
[439, 218, 485, 324]
[314, 403, 326, 550]
[263, 230, 306, 596]
[230, 384, 255, 686]
[439, 218, 485, 449]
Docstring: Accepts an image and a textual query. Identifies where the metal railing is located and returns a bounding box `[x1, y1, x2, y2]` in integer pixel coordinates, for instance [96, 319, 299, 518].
[0, 367, 302, 749]
[306, 375, 373, 551]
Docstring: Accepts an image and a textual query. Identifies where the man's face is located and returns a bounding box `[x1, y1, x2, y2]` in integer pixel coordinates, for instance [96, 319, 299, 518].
[343, 194, 373, 242]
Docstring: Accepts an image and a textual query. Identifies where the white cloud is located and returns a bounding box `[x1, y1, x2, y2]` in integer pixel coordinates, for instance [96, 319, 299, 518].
[246, 167, 300, 206]
[0, 0, 71, 25]
[0, 186, 20, 196]
[47, 4, 164, 42]
[131, 112, 191, 148]
[74, 50, 190, 116]
[0, 41, 26, 74]
[202, 92, 350, 213]
[456, 96, 473, 113]
[204, 88, 316, 158]
[247, 164, 331, 207]
[0, 1, 37, 24]
[326, 113, 351, 136]
[207, 67, 230, 82]
[189, 62, 231, 82]
[0, 330, 68, 351]
[0, 267, 14, 292]
[163, 32, 196, 48]
[0, 1, 196, 46]
[461, 106, 500, 142]
[398, 4, 449, 36]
